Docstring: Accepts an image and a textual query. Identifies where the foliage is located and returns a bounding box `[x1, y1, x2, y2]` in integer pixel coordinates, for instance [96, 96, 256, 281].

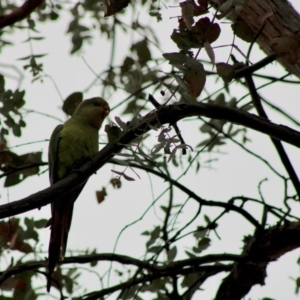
[0, 0, 300, 300]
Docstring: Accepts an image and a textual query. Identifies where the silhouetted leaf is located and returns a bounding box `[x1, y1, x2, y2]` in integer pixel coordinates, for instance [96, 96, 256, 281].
[62, 92, 83, 116]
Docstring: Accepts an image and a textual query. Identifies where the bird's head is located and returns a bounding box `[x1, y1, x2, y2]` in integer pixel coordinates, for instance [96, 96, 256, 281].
[73, 97, 110, 130]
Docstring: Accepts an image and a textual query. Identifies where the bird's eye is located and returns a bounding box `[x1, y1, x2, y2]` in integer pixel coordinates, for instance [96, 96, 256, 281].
[93, 101, 101, 106]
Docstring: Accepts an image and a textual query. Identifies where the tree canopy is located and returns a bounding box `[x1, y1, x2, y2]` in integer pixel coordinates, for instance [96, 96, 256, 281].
[1, 0, 300, 299]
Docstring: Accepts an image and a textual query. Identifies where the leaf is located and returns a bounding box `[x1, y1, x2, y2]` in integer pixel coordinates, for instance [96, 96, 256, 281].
[181, 272, 202, 288]
[151, 226, 161, 240]
[167, 246, 177, 261]
[0, 74, 5, 92]
[163, 52, 187, 65]
[115, 116, 128, 131]
[184, 64, 206, 97]
[90, 260, 98, 267]
[152, 140, 167, 154]
[214, 93, 226, 105]
[12, 124, 21, 137]
[4, 173, 22, 187]
[193, 228, 207, 239]
[219, 0, 233, 13]
[200, 123, 211, 133]
[216, 62, 235, 83]
[62, 92, 83, 116]
[105, 124, 123, 142]
[111, 158, 128, 166]
[193, 237, 210, 253]
[18, 54, 47, 60]
[174, 74, 190, 92]
[123, 173, 135, 181]
[184, 56, 206, 70]
[167, 146, 177, 163]
[217, 0, 234, 19]
[149, 11, 162, 22]
[180, 0, 195, 30]
[22, 36, 45, 43]
[231, 20, 255, 43]
[133, 153, 146, 167]
[185, 250, 197, 258]
[141, 230, 150, 236]
[13, 89, 26, 108]
[192, 17, 221, 44]
[115, 153, 132, 157]
[105, 0, 131, 17]
[138, 146, 151, 159]
[10, 236, 33, 254]
[24, 218, 39, 242]
[110, 178, 121, 188]
[176, 143, 193, 151]
[96, 188, 107, 204]
[34, 219, 48, 229]
[171, 29, 199, 50]
[160, 205, 168, 213]
[295, 277, 300, 294]
[204, 41, 215, 65]
[146, 238, 155, 248]
[158, 131, 166, 142]
[70, 33, 83, 54]
[131, 39, 151, 64]
[120, 56, 135, 74]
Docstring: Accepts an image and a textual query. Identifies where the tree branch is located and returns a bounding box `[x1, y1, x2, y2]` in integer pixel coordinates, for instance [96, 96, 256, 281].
[1, 102, 300, 219]
[0, 253, 149, 286]
[112, 160, 262, 228]
[245, 74, 300, 198]
[0, 0, 44, 28]
[2, 222, 300, 299]
[215, 221, 300, 300]
[82, 265, 232, 300]
[0, 162, 48, 179]
[0, 252, 237, 288]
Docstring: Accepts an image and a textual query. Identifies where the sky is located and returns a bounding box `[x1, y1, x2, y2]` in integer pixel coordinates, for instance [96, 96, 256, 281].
[1, 0, 300, 299]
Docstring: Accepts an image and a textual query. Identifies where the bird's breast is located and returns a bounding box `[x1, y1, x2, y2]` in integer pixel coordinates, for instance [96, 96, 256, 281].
[57, 123, 99, 178]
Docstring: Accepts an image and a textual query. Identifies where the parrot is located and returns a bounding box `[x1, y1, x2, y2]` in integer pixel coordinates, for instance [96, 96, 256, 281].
[47, 97, 110, 292]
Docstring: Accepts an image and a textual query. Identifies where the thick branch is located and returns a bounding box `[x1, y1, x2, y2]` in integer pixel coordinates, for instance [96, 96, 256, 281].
[215, 221, 300, 300]
[1, 102, 300, 219]
[0, 0, 43, 28]
[0, 253, 148, 286]
[0, 252, 238, 286]
[210, 0, 300, 78]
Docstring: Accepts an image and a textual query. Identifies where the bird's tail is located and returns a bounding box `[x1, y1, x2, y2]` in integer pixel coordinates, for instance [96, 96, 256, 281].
[47, 208, 63, 292]
[47, 201, 75, 292]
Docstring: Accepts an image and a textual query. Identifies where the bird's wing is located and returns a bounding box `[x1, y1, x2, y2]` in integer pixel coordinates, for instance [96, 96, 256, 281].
[48, 124, 63, 185]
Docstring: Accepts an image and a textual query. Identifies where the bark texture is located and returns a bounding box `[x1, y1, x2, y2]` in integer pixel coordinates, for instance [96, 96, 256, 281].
[211, 0, 300, 77]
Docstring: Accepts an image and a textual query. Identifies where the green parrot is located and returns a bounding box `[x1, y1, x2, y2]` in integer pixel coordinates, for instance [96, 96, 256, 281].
[47, 97, 110, 292]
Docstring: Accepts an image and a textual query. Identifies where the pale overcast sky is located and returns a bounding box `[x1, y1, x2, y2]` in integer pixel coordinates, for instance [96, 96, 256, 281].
[1, 1, 300, 299]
